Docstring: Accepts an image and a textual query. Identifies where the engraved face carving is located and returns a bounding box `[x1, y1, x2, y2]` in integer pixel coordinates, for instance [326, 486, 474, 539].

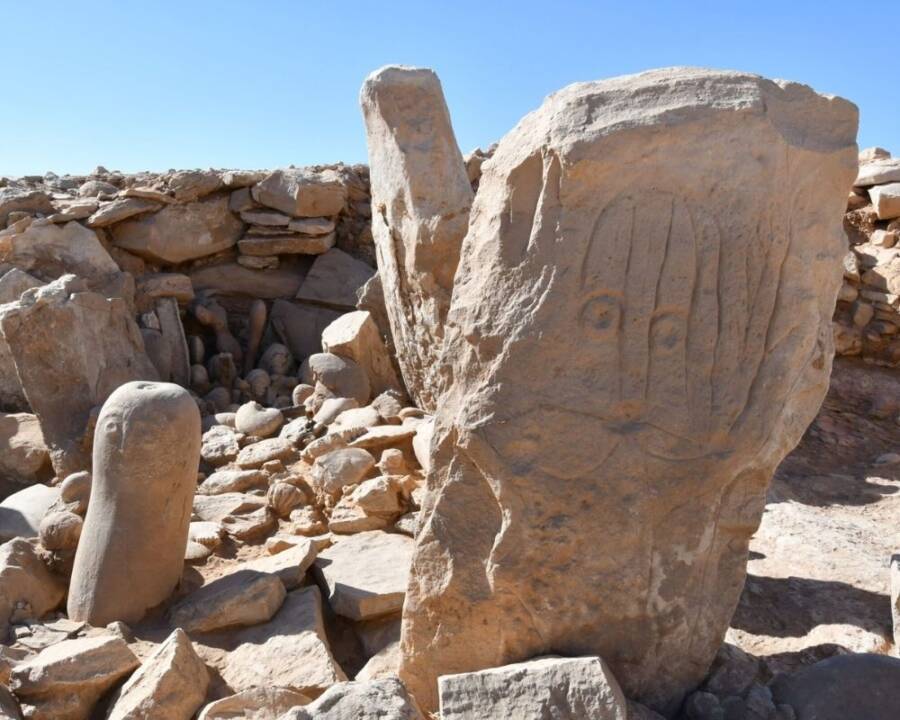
[477, 187, 797, 478]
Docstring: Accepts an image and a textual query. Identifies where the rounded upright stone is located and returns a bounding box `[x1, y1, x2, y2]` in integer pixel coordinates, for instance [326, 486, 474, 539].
[68, 381, 201, 625]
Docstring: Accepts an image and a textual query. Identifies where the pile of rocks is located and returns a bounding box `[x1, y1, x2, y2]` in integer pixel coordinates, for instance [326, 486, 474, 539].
[0, 63, 897, 720]
[834, 147, 900, 365]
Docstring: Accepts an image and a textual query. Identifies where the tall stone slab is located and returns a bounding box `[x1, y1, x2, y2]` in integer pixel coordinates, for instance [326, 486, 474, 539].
[398, 68, 858, 714]
[0, 275, 158, 475]
[360, 65, 473, 413]
[68, 381, 200, 625]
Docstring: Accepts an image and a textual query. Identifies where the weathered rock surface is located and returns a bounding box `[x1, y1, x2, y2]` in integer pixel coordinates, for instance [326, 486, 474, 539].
[0, 219, 119, 281]
[0, 414, 50, 486]
[313, 531, 412, 620]
[771, 653, 900, 719]
[0, 276, 158, 475]
[270, 301, 341, 361]
[0, 268, 41, 304]
[321, 311, 405, 398]
[198, 687, 311, 720]
[398, 67, 858, 713]
[277, 678, 424, 720]
[170, 570, 286, 633]
[295, 249, 374, 310]
[111, 195, 243, 263]
[105, 628, 209, 720]
[0, 538, 65, 636]
[252, 168, 347, 218]
[870, 182, 900, 220]
[9, 635, 139, 720]
[360, 65, 473, 413]
[438, 656, 627, 720]
[310, 448, 375, 498]
[202, 586, 346, 696]
[0, 485, 60, 543]
[68, 382, 200, 626]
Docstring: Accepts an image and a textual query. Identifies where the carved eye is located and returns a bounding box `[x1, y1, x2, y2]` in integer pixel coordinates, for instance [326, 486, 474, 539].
[580, 294, 621, 338]
[650, 311, 685, 352]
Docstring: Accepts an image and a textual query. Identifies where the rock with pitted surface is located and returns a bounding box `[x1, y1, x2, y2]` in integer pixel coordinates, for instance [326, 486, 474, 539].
[105, 628, 209, 720]
[68, 381, 200, 626]
[0, 538, 65, 637]
[438, 656, 627, 720]
[0, 219, 119, 281]
[398, 67, 858, 714]
[0, 276, 158, 476]
[277, 678, 424, 720]
[360, 65, 473, 413]
[9, 634, 139, 720]
[252, 168, 347, 218]
[110, 195, 243, 263]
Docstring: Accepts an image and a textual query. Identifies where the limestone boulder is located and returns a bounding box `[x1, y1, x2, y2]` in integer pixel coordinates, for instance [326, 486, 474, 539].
[0, 538, 65, 637]
[0, 188, 54, 225]
[106, 628, 209, 720]
[0, 413, 51, 485]
[855, 157, 900, 186]
[295, 249, 374, 310]
[301, 353, 370, 405]
[110, 195, 243, 264]
[200, 586, 346, 696]
[0, 276, 158, 475]
[0, 485, 60, 543]
[321, 311, 405, 398]
[170, 570, 285, 633]
[398, 67, 858, 713]
[197, 469, 266, 496]
[0, 268, 42, 303]
[360, 65, 473, 412]
[0, 219, 119, 281]
[86, 198, 161, 227]
[277, 678, 423, 720]
[252, 168, 347, 218]
[68, 382, 200, 626]
[239, 233, 335, 256]
[438, 656, 626, 720]
[200, 425, 242, 467]
[771, 653, 900, 719]
[9, 635, 139, 720]
[870, 182, 900, 220]
[310, 448, 375, 498]
[313, 531, 412, 620]
[235, 401, 284, 438]
[198, 687, 311, 720]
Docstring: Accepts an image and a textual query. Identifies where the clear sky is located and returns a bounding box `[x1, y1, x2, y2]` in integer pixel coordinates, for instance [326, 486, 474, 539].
[3, 0, 897, 177]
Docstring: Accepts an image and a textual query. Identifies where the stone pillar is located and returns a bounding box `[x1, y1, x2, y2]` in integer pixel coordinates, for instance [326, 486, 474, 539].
[397, 67, 858, 715]
[360, 65, 473, 413]
[68, 381, 200, 625]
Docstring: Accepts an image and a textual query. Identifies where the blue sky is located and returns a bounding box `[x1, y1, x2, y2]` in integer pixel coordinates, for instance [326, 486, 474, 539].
[3, 1, 897, 176]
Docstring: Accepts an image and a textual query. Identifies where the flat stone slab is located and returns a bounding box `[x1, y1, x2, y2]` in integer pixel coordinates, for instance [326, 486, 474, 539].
[200, 586, 346, 696]
[313, 530, 413, 620]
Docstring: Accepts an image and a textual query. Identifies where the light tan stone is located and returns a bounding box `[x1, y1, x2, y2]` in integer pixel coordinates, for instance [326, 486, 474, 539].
[438, 656, 626, 720]
[204, 586, 346, 696]
[277, 678, 423, 720]
[170, 571, 286, 633]
[252, 168, 347, 218]
[111, 195, 243, 263]
[105, 628, 209, 720]
[0, 219, 119, 281]
[68, 382, 200, 626]
[9, 635, 138, 720]
[0, 276, 158, 475]
[870, 182, 900, 220]
[321, 311, 405, 398]
[360, 65, 473, 413]
[0, 413, 50, 485]
[0, 538, 65, 637]
[398, 67, 858, 714]
[198, 687, 310, 720]
[313, 531, 412, 620]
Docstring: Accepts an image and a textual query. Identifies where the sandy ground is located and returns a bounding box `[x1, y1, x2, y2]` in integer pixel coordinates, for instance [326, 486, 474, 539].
[730, 357, 900, 677]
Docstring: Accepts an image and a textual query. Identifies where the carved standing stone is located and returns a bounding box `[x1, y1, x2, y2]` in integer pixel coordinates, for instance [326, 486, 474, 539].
[68, 381, 201, 625]
[398, 68, 858, 714]
[360, 65, 473, 413]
